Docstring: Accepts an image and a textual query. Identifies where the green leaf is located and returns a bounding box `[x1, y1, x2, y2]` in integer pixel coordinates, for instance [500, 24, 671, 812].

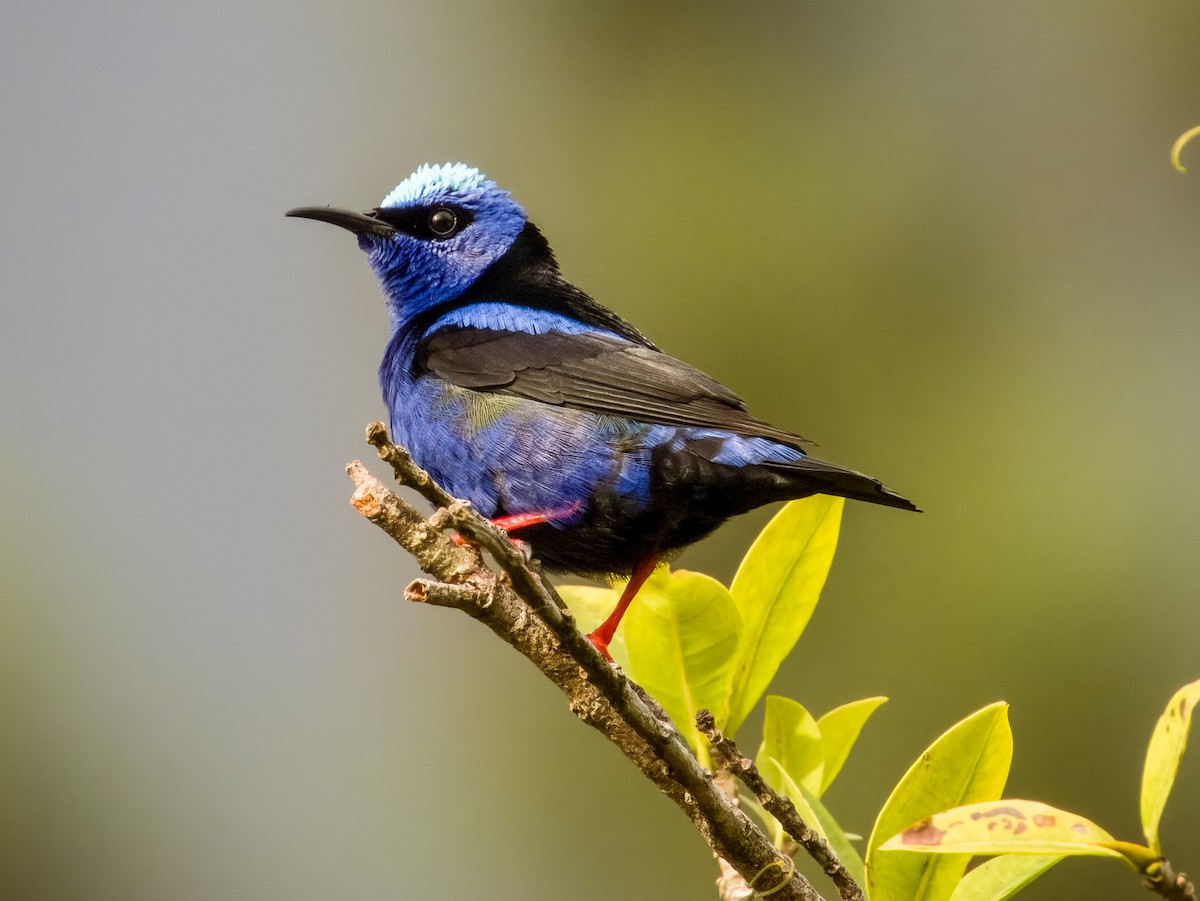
[817, 696, 888, 796]
[557, 583, 631, 670]
[866, 702, 1012, 901]
[794, 779, 867, 890]
[726, 497, 843, 736]
[880, 799, 1122, 859]
[947, 855, 1062, 901]
[1141, 678, 1200, 855]
[758, 696, 825, 796]
[621, 568, 742, 763]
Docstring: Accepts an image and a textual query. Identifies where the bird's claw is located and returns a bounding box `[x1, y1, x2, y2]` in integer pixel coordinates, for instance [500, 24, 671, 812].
[449, 530, 532, 560]
[586, 630, 615, 663]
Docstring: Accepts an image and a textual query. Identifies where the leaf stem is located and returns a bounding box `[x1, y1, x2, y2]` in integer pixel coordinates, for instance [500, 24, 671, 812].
[1171, 124, 1200, 173]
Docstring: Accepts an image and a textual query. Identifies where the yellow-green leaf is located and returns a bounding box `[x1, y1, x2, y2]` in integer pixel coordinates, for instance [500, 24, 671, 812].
[726, 497, 843, 736]
[880, 799, 1122, 859]
[1141, 678, 1200, 855]
[866, 702, 1012, 901]
[557, 583, 631, 671]
[817, 696, 887, 796]
[621, 569, 741, 763]
[947, 855, 1062, 901]
[758, 696, 825, 796]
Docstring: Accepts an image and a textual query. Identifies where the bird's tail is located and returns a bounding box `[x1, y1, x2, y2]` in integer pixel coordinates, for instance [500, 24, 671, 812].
[770, 455, 921, 513]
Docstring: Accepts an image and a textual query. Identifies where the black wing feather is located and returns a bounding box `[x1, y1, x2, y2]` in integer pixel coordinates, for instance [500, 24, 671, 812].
[418, 326, 812, 447]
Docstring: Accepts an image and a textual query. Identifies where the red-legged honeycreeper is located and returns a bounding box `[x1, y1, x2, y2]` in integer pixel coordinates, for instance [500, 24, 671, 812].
[288, 163, 918, 660]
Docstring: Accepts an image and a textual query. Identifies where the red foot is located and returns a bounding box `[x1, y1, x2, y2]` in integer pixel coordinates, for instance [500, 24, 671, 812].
[585, 555, 659, 664]
[586, 631, 615, 663]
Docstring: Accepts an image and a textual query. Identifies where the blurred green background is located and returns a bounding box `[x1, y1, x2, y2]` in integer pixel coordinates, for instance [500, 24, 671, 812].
[3, 3, 1199, 899]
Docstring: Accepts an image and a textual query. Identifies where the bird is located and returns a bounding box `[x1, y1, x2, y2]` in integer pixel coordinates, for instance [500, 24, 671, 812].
[288, 163, 918, 660]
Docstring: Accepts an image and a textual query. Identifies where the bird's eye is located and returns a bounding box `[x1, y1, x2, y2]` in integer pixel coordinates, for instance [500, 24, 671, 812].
[428, 208, 458, 237]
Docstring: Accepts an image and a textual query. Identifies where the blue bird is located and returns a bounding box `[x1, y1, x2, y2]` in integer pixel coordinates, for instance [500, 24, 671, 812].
[288, 163, 917, 659]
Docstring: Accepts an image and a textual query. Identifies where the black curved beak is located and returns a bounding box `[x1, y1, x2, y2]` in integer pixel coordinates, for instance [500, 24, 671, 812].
[285, 206, 396, 238]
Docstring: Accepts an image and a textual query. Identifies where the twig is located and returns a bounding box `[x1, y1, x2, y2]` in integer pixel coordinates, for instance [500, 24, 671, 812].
[369, 422, 569, 617]
[348, 425, 826, 901]
[698, 710, 865, 901]
[1144, 859, 1197, 901]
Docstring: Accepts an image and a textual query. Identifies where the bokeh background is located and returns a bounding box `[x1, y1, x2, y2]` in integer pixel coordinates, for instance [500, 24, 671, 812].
[4, 3, 1199, 899]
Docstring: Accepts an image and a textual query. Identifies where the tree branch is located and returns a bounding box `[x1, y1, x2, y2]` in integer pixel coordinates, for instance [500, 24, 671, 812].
[698, 710, 865, 901]
[1144, 859, 1197, 901]
[347, 424, 825, 901]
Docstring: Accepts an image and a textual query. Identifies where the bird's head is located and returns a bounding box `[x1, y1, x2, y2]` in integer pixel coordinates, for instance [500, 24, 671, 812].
[288, 163, 527, 321]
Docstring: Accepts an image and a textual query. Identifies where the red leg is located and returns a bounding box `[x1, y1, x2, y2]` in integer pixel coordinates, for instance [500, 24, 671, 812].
[451, 501, 583, 545]
[491, 503, 580, 532]
[586, 555, 659, 662]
